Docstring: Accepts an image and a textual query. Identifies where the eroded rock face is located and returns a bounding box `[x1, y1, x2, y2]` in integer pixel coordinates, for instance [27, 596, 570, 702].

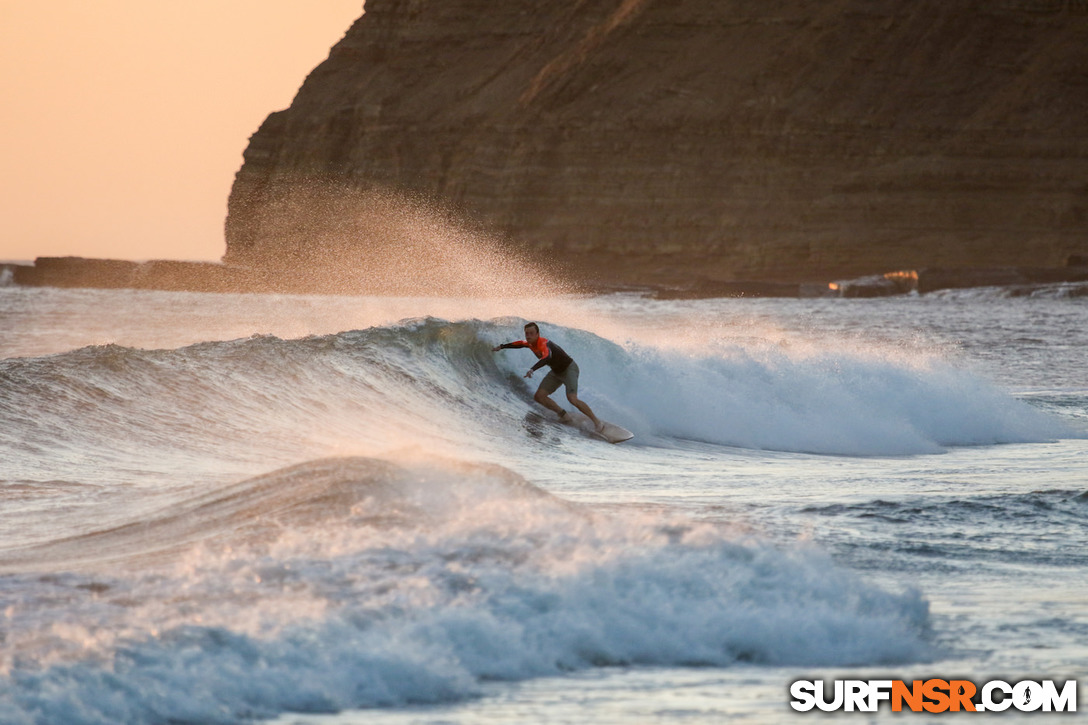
[225, 0, 1088, 291]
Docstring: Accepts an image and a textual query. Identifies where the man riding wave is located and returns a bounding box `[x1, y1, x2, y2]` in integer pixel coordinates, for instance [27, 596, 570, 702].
[493, 322, 604, 432]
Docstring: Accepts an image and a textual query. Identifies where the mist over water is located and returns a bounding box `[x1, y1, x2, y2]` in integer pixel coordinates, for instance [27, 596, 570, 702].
[1, 284, 1086, 724]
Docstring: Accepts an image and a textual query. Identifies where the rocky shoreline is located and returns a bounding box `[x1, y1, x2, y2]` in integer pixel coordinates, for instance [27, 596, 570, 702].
[6, 255, 1087, 299]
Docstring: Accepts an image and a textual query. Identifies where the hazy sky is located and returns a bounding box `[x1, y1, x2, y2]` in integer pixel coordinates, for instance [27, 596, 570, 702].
[0, 1, 363, 262]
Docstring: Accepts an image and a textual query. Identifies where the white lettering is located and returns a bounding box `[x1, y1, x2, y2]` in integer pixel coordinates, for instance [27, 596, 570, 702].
[1014, 681, 1043, 712]
[982, 680, 1013, 712]
[789, 680, 816, 712]
[791, 677, 1077, 713]
[1041, 680, 1078, 712]
[844, 680, 869, 712]
[815, 680, 844, 712]
[867, 680, 893, 711]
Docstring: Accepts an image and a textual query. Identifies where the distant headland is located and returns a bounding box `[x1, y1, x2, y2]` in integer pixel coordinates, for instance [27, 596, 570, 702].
[9, 0, 1088, 297]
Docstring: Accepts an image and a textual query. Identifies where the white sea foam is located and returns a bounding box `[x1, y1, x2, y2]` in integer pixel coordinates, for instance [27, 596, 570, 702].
[0, 317, 1074, 495]
[487, 321, 1076, 456]
[2, 294, 1084, 724]
[0, 457, 931, 725]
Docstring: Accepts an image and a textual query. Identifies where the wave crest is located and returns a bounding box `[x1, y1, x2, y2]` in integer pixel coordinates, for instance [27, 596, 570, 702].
[0, 455, 931, 724]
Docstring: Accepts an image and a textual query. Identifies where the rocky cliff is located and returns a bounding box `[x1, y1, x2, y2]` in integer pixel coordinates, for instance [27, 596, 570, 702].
[225, 0, 1088, 293]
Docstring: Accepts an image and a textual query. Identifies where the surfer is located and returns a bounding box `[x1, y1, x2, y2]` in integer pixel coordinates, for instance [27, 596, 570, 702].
[493, 322, 604, 432]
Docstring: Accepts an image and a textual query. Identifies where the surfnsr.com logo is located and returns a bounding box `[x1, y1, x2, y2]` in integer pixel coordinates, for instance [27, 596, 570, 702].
[790, 679, 1077, 713]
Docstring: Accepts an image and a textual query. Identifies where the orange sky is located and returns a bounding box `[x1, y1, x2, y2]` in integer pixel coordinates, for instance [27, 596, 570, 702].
[0, 1, 363, 262]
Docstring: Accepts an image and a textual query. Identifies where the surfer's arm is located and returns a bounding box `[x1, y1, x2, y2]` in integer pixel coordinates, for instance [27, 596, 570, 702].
[525, 355, 550, 378]
[528, 340, 560, 371]
[492, 340, 529, 352]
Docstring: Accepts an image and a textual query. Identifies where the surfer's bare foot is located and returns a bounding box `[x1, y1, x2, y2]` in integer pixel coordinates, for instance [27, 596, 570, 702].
[594, 420, 605, 433]
[558, 409, 571, 422]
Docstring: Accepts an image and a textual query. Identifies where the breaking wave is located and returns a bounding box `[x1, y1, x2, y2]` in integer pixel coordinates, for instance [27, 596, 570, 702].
[0, 456, 931, 724]
[2, 315, 1075, 722]
[0, 318, 1075, 478]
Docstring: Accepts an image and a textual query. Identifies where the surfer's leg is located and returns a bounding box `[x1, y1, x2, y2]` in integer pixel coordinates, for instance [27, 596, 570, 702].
[566, 391, 602, 431]
[534, 374, 566, 417]
[561, 363, 602, 430]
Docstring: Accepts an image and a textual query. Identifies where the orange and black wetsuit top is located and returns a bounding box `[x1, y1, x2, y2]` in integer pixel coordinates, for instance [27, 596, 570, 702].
[497, 337, 574, 373]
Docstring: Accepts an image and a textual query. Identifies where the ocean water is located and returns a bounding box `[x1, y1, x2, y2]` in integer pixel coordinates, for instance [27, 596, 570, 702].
[0, 284, 1085, 724]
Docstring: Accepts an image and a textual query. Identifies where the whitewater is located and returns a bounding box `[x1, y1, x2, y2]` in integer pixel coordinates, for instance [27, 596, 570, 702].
[1, 284, 1085, 724]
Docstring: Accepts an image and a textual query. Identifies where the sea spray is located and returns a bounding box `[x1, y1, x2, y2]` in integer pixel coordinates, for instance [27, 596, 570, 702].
[487, 320, 1076, 455]
[0, 456, 931, 725]
[0, 318, 1073, 491]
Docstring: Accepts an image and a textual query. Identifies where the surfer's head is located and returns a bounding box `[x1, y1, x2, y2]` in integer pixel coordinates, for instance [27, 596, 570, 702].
[524, 322, 540, 344]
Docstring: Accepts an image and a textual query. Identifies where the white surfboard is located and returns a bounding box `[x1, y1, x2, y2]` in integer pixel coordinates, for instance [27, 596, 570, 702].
[592, 420, 634, 444]
[523, 412, 633, 444]
[558, 413, 633, 444]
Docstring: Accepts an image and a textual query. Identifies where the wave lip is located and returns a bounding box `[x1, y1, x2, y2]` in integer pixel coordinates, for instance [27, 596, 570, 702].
[582, 339, 1080, 456]
[1, 318, 1078, 474]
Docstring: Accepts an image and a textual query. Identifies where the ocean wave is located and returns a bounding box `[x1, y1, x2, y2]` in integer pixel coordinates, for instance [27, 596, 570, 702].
[0, 317, 1076, 479]
[497, 321, 1078, 455]
[0, 456, 931, 725]
[927, 281, 1088, 300]
[800, 488, 1088, 569]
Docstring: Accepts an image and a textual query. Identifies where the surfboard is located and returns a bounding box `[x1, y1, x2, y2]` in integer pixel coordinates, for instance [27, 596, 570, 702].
[523, 411, 633, 444]
[591, 420, 634, 444]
